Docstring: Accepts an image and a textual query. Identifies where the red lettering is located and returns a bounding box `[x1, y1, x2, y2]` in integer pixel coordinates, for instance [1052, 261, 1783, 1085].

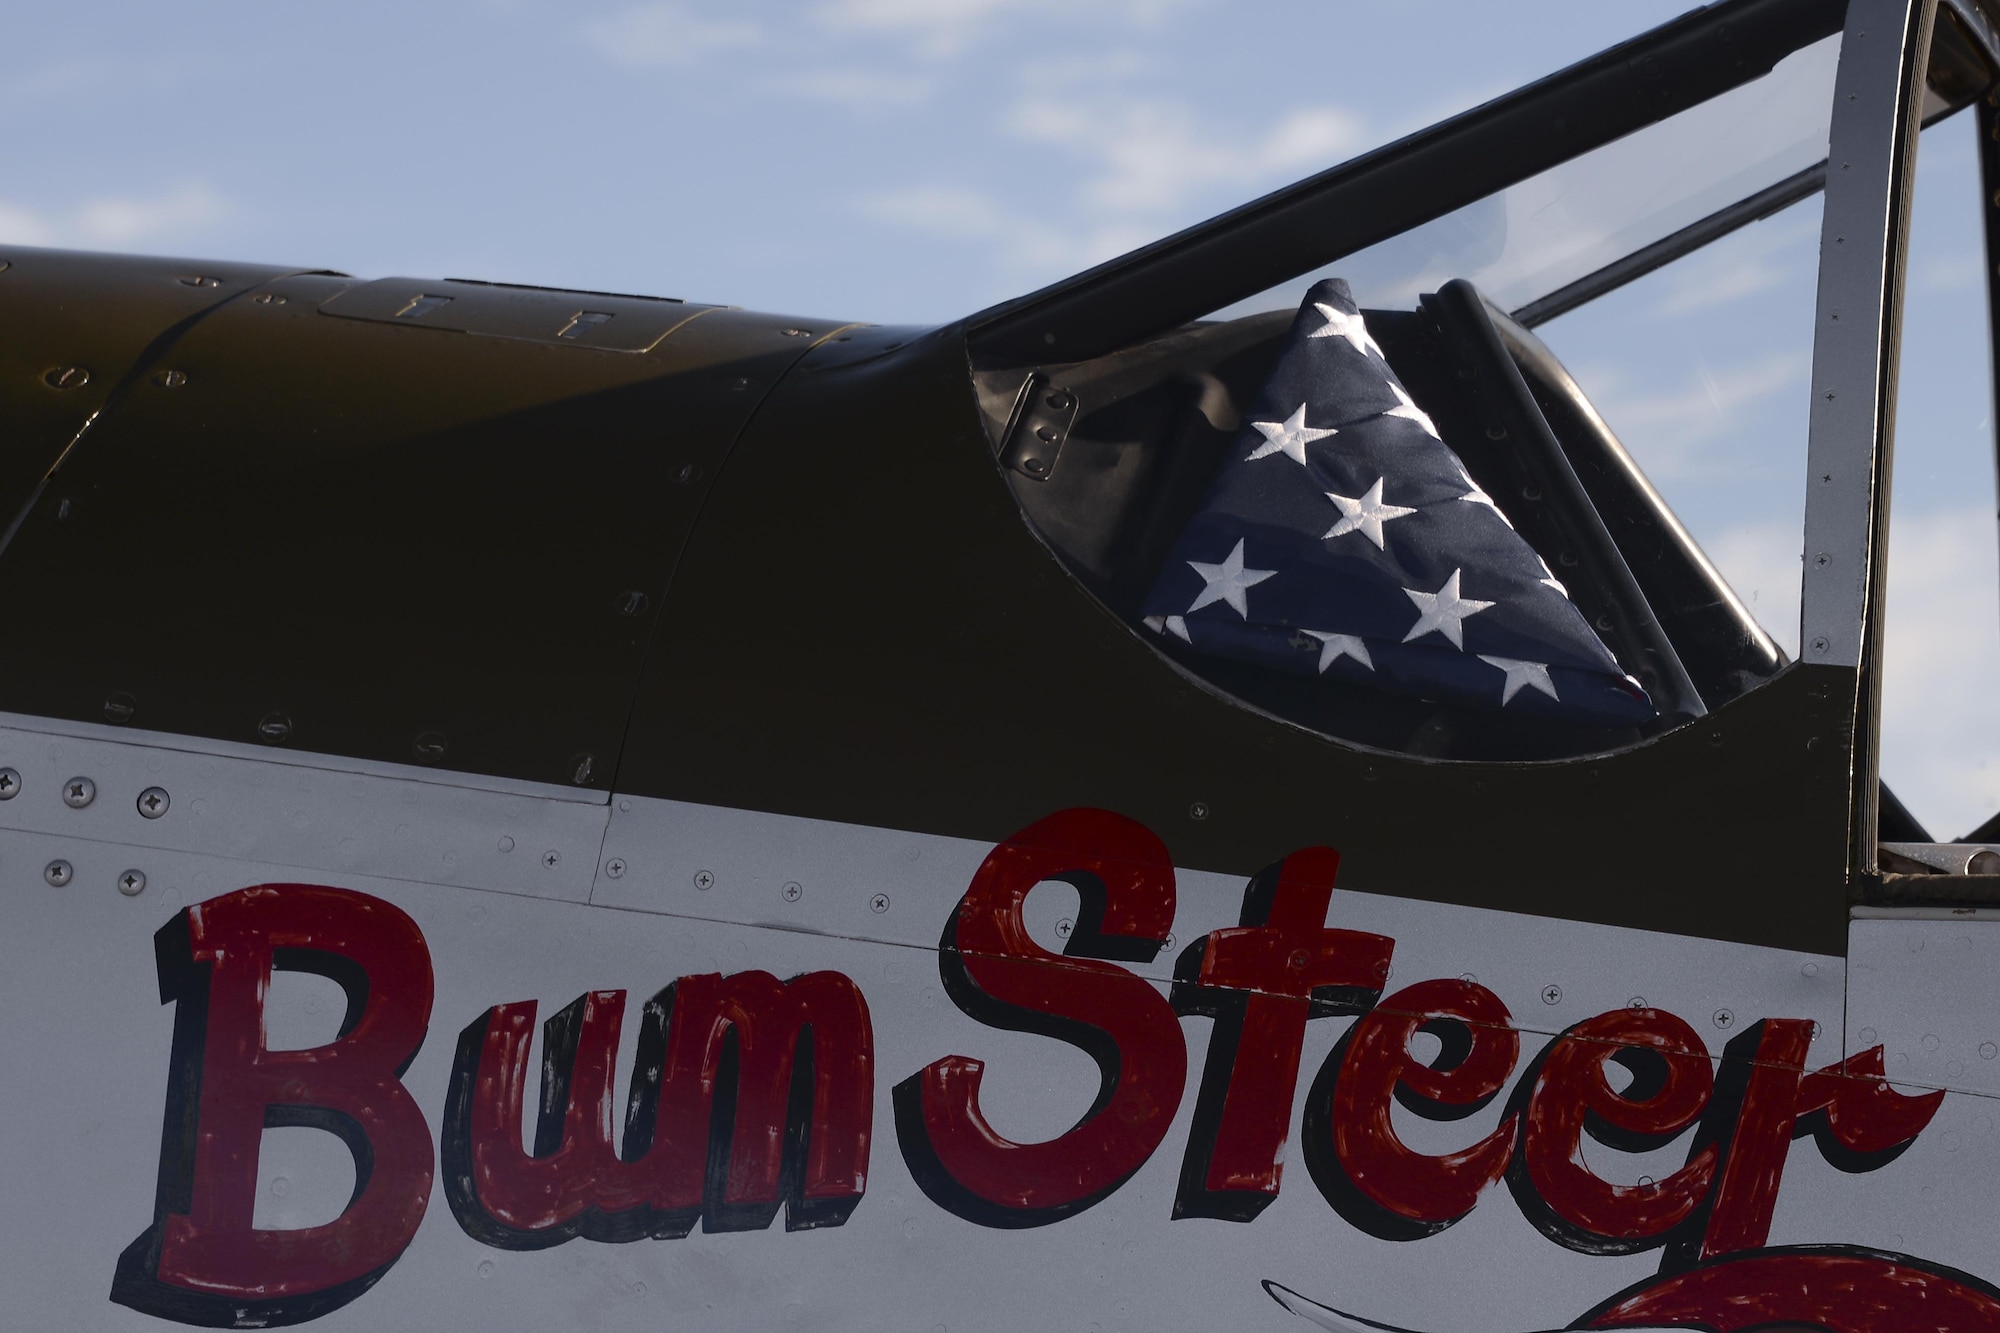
[1170, 848, 1391, 1221]
[111, 886, 435, 1326]
[446, 991, 638, 1244]
[1305, 978, 1520, 1239]
[1510, 1008, 1716, 1255]
[1675, 1027, 1944, 1266]
[894, 808, 1186, 1227]
[1794, 1044, 1944, 1165]
[443, 971, 873, 1246]
[1682, 1019, 1814, 1262]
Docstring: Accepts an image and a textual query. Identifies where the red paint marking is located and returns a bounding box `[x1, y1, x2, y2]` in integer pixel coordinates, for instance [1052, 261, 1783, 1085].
[896, 807, 1186, 1226]
[1589, 1247, 2000, 1332]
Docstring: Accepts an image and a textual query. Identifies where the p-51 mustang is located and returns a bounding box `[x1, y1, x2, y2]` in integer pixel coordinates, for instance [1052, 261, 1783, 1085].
[6, 0, 2000, 1328]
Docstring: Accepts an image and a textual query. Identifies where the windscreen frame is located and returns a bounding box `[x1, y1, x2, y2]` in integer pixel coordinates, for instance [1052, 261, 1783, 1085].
[964, 0, 1847, 370]
[1800, 0, 1939, 875]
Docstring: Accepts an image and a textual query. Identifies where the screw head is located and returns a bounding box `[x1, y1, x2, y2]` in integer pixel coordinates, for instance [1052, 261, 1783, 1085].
[1713, 1009, 1735, 1029]
[1022, 456, 1048, 475]
[1542, 984, 1563, 1005]
[117, 869, 147, 896]
[869, 893, 890, 913]
[257, 712, 292, 744]
[675, 462, 704, 484]
[782, 881, 802, 902]
[604, 858, 626, 879]
[252, 292, 288, 306]
[103, 691, 136, 724]
[1629, 996, 1648, 1009]
[62, 776, 95, 809]
[1055, 917, 1074, 939]
[412, 731, 447, 764]
[1810, 637, 1830, 655]
[152, 369, 187, 388]
[0, 768, 19, 799]
[542, 850, 561, 869]
[43, 860, 72, 887]
[694, 870, 714, 890]
[614, 590, 650, 616]
[137, 786, 170, 818]
[43, 365, 90, 390]
[1189, 801, 1210, 820]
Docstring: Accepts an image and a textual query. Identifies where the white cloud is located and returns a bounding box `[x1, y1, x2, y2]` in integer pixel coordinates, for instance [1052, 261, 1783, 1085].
[75, 183, 228, 246]
[1579, 350, 1808, 480]
[851, 182, 1151, 275]
[1704, 503, 2000, 839]
[0, 183, 228, 250]
[766, 68, 936, 107]
[1876, 504, 2000, 838]
[1914, 248, 1984, 296]
[582, 3, 761, 67]
[1652, 214, 1819, 316]
[0, 202, 55, 246]
[0, 59, 112, 106]
[1703, 518, 1804, 658]
[1009, 96, 1359, 218]
[815, 0, 1198, 59]
[856, 183, 1006, 240]
[855, 86, 1361, 285]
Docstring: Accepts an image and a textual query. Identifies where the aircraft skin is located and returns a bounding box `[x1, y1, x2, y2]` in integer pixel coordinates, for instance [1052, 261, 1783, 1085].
[6, 0, 2000, 1329]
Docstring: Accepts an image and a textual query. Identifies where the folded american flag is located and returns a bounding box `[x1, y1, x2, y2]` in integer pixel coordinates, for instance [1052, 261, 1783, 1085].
[1141, 278, 1654, 728]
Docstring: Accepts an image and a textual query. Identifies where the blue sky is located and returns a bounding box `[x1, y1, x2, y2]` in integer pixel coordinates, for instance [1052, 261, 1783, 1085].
[0, 1, 1688, 321]
[5, 1, 1999, 836]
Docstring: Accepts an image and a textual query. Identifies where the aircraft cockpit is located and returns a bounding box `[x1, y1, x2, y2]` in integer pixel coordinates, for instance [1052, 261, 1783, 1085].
[0, 0, 1985, 962]
[967, 0, 2000, 898]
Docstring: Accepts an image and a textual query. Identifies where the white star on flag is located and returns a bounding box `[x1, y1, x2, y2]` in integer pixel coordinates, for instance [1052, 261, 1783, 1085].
[1308, 303, 1384, 360]
[1402, 568, 1495, 649]
[1323, 477, 1416, 550]
[1302, 630, 1373, 673]
[1478, 655, 1559, 704]
[1186, 539, 1276, 618]
[1384, 381, 1440, 438]
[1246, 403, 1338, 466]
